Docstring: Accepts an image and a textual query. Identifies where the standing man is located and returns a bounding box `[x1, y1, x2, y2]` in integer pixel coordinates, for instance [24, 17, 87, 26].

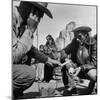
[13, 1, 61, 99]
[56, 21, 76, 51]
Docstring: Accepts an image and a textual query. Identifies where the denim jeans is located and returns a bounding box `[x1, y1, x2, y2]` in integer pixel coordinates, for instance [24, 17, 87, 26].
[12, 64, 36, 97]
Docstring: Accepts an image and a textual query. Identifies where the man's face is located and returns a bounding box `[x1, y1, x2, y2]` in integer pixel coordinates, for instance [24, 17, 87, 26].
[27, 7, 44, 33]
[76, 32, 87, 44]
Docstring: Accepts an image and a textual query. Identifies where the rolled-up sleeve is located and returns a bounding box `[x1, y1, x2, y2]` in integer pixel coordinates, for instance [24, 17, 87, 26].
[29, 46, 48, 63]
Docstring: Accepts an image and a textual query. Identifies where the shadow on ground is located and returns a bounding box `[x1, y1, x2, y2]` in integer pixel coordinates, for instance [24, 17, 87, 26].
[18, 92, 40, 99]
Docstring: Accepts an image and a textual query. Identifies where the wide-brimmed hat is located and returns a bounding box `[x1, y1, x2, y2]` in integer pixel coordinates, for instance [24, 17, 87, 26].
[73, 26, 91, 33]
[73, 26, 96, 45]
[16, 1, 53, 23]
[72, 26, 92, 37]
[31, 2, 53, 18]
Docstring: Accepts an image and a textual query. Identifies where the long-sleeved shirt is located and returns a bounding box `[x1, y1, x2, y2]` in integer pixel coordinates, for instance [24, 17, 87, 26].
[12, 6, 48, 64]
[63, 38, 97, 68]
[56, 29, 74, 51]
[26, 46, 48, 63]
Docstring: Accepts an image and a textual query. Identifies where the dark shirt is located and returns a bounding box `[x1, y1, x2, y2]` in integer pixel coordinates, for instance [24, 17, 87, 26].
[63, 38, 97, 67]
[20, 46, 48, 65]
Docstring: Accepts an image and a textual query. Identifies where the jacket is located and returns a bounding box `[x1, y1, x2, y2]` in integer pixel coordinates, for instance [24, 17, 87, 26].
[63, 38, 97, 67]
[12, 6, 48, 64]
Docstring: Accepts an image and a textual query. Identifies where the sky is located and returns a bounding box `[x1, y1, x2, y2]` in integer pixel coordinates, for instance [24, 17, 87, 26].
[13, 1, 97, 48]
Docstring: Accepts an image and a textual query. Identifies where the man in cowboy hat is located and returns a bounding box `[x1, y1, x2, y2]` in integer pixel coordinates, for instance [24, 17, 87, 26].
[13, 1, 61, 99]
[61, 26, 97, 95]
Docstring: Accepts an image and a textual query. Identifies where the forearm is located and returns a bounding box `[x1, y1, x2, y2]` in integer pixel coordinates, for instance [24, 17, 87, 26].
[30, 46, 48, 63]
[35, 52, 48, 63]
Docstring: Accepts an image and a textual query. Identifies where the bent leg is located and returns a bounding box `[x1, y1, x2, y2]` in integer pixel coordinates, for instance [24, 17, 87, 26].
[43, 63, 53, 82]
[61, 66, 69, 88]
[87, 69, 97, 94]
[87, 69, 97, 81]
[13, 64, 36, 98]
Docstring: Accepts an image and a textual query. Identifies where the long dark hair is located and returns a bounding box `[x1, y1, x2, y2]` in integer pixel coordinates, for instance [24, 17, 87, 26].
[46, 35, 56, 47]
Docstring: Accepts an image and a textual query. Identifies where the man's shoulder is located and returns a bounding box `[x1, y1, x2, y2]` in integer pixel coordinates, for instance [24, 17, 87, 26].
[13, 6, 19, 18]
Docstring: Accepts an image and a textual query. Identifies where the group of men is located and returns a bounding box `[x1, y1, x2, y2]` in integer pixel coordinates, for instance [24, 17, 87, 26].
[12, 1, 97, 99]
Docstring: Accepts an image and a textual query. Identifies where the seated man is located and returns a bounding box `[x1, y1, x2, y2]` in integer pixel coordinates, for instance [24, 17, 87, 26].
[61, 26, 97, 95]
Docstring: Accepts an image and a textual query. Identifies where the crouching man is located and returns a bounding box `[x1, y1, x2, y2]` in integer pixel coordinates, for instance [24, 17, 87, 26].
[12, 1, 61, 99]
[61, 26, 97, 95]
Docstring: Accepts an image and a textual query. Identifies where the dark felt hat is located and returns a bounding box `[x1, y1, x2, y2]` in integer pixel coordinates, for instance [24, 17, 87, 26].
[72, 26, 92, 37]
[73, 26, 96, 45]
[31, 2, 53, 18]
[16, 1, 53, 23]
[73, 26, 91, 33]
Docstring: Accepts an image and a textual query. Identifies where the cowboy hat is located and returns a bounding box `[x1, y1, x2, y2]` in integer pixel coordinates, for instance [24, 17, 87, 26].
[73, 26, 96, 45]
[31, 2, 53, 18]
[16, 1, 53, 23]
[73, 26, 92, 33]
[72, 26, 92, 37]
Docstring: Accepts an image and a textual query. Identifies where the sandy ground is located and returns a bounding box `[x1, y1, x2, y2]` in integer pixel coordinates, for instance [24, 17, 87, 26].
[17, 64, 96, 99]
[17, 78, 92, 100]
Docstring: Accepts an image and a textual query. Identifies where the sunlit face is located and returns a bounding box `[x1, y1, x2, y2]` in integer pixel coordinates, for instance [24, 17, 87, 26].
[27, 8, 44, 33]
[27, 13, 39, 33]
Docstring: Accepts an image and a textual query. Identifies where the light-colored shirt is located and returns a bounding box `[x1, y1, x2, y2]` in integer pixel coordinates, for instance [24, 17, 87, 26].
[12, 7, 33, 63]
[61, 29, 74, 47]
[56, 29, 74, 51]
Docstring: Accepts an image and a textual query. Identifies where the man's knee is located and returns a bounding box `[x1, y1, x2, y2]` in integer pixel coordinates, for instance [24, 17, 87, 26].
[13, 64, 36, 90]
[87, 69, 97, 81]
[25, 65, 36, 81]
[13, 64, 36, 78]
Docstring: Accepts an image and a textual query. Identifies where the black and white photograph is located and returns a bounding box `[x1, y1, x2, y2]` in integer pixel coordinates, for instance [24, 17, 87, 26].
[12, 0, 97, 99]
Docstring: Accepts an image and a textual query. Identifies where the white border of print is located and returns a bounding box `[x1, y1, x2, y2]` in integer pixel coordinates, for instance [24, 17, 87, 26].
[0, 0, 99, 100]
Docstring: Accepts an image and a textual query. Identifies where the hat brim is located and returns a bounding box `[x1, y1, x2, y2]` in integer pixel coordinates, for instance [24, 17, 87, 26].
[73, 26, 92, 33]
[31, 2, 53, 19]
[73, 26, 92, 38]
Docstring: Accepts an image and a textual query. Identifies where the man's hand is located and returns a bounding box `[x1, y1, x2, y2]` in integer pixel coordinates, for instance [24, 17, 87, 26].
[47, 57, 61, 66]
[60, 59, 71, 67]
[68, 67, 75, 75]
[73, 67, 81, 77]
